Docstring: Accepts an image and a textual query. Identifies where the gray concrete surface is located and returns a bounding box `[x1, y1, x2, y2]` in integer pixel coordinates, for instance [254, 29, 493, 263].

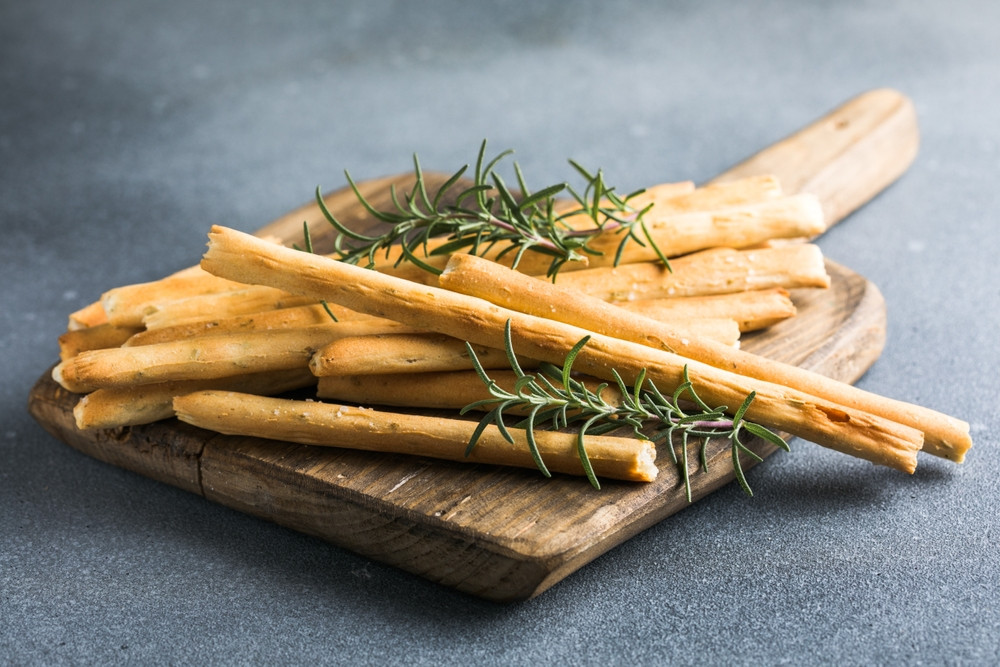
[2, 1, 998, 664]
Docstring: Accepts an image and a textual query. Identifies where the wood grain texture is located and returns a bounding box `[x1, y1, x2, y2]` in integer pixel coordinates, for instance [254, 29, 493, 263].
[28, 89, 916, 602]
[708, 88, 919, 229]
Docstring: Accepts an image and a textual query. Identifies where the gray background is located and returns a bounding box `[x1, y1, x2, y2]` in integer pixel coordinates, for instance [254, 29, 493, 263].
[2, 1, 998, 664]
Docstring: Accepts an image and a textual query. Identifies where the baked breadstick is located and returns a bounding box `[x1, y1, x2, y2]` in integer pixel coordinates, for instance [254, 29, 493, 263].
[68, 301, 109, 330]
[316, 370, 623, 412]
[439, 252, 972, 463]
[102, 271, 246, 326]
[635, 174, 783, 212]
[617, 289, 796, 333]
[200, 225, 927, 472]
[552, 245, 831, 302]
[52, 320, 416, 393]
[311, 316, 739, 378]
[173, 390, 658, 483]
[310, 333, 518, 376]
[317, 370, 524, 408]
[70, 264, 212, 329]
[578, 194, 825, 269]
[440, 253, 746, 356]
[125, 303, 379, 347]
[74, 367, 316, 429]
[58, 324, 142, 361]
[141, 286, 318, 330]
[664, 317, 740, 345]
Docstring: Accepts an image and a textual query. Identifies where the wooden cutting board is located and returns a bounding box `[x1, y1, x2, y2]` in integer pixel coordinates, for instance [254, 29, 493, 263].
[28, 89, 918, 602]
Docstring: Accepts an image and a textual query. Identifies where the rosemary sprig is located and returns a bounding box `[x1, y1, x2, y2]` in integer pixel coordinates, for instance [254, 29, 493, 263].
[315, 141, 666, 280]
[461, 321, 789, 496]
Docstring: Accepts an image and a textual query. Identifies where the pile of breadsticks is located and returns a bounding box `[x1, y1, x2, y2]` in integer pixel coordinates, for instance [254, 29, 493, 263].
[52, 175, 972, 484]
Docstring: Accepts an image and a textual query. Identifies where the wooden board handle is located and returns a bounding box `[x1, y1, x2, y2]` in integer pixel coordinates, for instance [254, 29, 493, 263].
[709, 88, 919, 229]
[257, 89, 917, 249]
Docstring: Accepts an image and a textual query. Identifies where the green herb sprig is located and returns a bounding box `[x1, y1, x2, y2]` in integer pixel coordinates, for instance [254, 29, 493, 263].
[315, 141, 669, 280]
[461, 321, 789, 497]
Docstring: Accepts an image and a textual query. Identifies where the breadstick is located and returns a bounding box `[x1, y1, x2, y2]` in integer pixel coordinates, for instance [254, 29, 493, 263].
[439, 252, 971, 463]
[200, 225, 926, 472]
[317, 369, 524, 408]
[141, 286, 318, 330]
[311, 316, 739, 378]
[102, 271, 246, 326]
[68, 301, 109, 330]
[173, 390, 658, 483]
[577, 194, 825, 269]
[663, 317, 740, 345]
[441, 253, 745, 355]
[74, 367, 316, 430]
[125, 303, 378, 347]
[52, 320, 416, 393]
[636, 174, 783, 212]
[310, 333, 518, 376]
[552, 245, 830, 302]
[316, 370, 623, 412]
[58, 324, 142, 361]
[72, 238, 292, 329]
[616, 289, 796, 333]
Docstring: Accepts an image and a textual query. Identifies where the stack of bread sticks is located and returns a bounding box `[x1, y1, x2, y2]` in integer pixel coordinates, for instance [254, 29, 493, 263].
[52, 174, 972, 484]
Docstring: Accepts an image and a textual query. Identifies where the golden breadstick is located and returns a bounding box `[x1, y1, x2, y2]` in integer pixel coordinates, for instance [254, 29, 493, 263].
[638, 174, 783, 212]
[561, 175, 783, 232]
[578, 194, 825, 269]
[441, 253, 745, 356]
[439, 252, 971, 463]
[67, 301, 109, 330]
[141, 286, 318, 330]
[552, 245, 830, 302]
[58, 324, 142, 361]
[311, 316, 737, 378]
[173, 390, 658, 483]
[74, 367, 316, 430]
[617, 289, 796, 333]
[52, 320, 416, 393]
[200, 225, 926, 472]
[310, 333, 518, 376]
[125, 303, 379, 347]
[316, 370, 623, 412]
[102, 271, 246, 326]
[72, 238, 292, 329]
